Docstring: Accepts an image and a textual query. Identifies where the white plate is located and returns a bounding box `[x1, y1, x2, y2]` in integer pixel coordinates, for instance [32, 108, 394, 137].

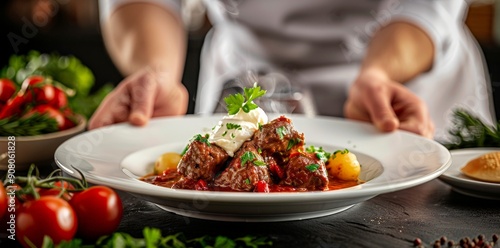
[54, 114, 451, 222]
[439, 148, 500, 200]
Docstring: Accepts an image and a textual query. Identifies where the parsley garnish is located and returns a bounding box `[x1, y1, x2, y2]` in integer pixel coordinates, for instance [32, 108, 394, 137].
[192, 134, 211, 146]
[222, 131, 228, 137]
[226, 123, 242, 130]
[305, 164, 320, 172]
[253, 160, 266, 166]
[331, 148, 349, 159]
[240, 151, 266, 167]
[241, 151, 255, 166]
[43, 226, 273, 247]
[180, 144, 189, 156]
[244, 178, 251, 184]
[276, 126, 288, 140]
[231, 133, 236, 139]
[287, 138, 302, 150]
[224, 83, 267, 115]
[305, 146, 331, 162]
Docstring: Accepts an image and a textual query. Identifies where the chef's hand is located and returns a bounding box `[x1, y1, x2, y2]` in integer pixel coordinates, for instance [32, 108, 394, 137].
[344, 69, 434, 139]
[88, 66, 188, 130]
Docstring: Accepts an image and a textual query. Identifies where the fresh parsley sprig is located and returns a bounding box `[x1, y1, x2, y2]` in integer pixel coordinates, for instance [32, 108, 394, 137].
[37, 227, 273, 248]
[224, 84, 266, 115]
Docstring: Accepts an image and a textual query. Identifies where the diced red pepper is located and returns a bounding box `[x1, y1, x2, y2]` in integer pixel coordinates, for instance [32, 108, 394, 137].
[255, 181, 270, 193]
[195, 179, 208, 191]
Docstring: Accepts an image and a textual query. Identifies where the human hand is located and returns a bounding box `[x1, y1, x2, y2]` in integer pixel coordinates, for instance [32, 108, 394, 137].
[344, 69, 434, 139]
[88, 66, 188, 130]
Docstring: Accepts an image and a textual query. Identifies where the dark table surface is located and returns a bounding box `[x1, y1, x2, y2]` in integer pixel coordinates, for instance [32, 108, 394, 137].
[2, 162, 499, 248]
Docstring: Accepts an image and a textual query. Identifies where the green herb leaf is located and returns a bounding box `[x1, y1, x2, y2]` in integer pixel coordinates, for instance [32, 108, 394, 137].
[306, 146, 331, 162]
[224, 84, 267, 115]
[276, 126, 288, 140]
[192, 134, 211, 146]
[241, 151, 255, 167]
[332, 148, 349, 159]
[287, 138, 302, 151]
[305, 164, 320, 172]
[244, 178, 251, 185]
[226, 123, 242, 130]
[253, 160, 267, 166]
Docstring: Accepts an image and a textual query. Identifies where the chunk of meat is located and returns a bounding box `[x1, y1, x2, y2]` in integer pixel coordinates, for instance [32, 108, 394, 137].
[282, 152, 329, 191]
[253, 116, 304, 159]
[177, 140, 229, 181]
[214, 141, 271, 191]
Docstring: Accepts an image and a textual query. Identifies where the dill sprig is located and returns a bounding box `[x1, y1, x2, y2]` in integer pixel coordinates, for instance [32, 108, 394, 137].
[0, 113, 58, 136]
[442, 108, 500, 149]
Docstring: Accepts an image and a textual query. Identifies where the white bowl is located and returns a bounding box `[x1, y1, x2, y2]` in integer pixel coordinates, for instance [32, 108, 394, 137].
[0, 115, 87, 170]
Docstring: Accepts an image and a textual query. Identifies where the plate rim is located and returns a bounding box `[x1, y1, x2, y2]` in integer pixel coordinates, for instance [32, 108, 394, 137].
[55, 114, 452, 203]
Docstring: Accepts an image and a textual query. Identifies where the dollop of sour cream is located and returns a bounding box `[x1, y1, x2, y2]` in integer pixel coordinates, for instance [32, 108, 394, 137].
[210, 107, 268, 156]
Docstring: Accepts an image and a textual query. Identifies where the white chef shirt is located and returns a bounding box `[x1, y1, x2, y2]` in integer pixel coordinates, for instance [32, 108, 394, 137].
[100, 0, 495, 142]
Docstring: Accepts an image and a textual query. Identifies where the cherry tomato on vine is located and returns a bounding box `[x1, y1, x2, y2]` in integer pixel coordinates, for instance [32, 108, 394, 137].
[22, 181, 75, 202]
[69, 186, 123, 240]
[16, 196, 77, 248]
[0, 94, 26, 119]
[0, 78, 16, 103]
[0, 182, 7, 219]
[49, 86, 68, 108]
[21, 75, 44, 90]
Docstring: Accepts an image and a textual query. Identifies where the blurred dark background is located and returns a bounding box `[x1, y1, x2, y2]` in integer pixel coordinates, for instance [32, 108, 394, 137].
[0, 0, 499, 118]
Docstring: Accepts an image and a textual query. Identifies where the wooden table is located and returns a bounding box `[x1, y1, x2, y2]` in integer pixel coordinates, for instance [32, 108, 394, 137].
[2, 163, 499, 248]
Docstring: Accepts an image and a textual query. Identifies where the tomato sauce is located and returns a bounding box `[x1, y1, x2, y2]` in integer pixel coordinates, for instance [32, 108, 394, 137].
[141, 169, 361, 192]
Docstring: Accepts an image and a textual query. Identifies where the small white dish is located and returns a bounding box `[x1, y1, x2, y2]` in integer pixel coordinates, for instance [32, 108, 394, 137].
[55, 114, 451, 222]
[439, 148, 500, 200]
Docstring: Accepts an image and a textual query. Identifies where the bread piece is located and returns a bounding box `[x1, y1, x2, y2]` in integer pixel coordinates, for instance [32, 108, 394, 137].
[461, 151, 500, 183]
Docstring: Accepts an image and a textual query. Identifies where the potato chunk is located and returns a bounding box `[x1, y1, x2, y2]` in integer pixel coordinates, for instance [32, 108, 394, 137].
[154, 152, 182, 175]
[327, 149, 360, 181]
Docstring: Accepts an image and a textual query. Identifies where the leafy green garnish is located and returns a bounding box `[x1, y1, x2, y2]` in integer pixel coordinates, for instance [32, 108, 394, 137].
[192, 134, 211, 146]
[244, 178, 251, 185]
[224, 84, 266, 115]
[38, 227, 273, 248]
[331, 149, 349, 159]
[287, 138, 302, 151]
[305, 164, 320, 172]
[276, 126, 288, 140]
[226, 123, 242, 130]
[240, 151, 266, 167]
[305, 146, 331, 162]
[241, 151, 256, 167]
[442, 108, 500, 149]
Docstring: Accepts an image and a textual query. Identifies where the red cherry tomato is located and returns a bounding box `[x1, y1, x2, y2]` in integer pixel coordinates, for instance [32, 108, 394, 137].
[69, 186, 123, 240]
[16, 196, 77, 248]
[0, 182, 7, 219]
[0, 94, 27, 119]
[21, 75, 44, 90]
[49, 86, 68, 108]
[0, 78, 16, 102]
